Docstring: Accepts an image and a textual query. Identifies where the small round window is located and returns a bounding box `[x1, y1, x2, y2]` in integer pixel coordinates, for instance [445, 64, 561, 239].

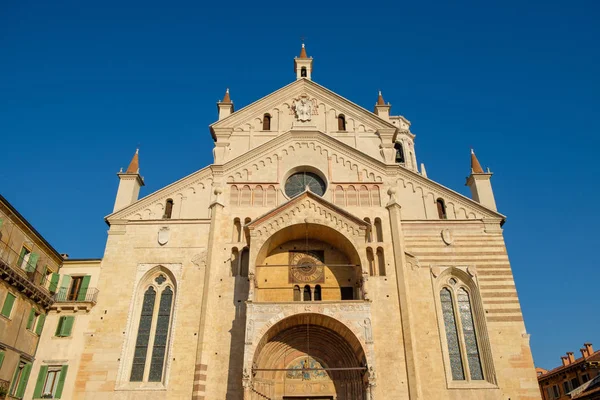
[284, 172, 326, 198]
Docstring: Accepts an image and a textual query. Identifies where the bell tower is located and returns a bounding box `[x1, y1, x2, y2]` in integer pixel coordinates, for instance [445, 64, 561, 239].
[113, 149, 145, 212]
[294, 43, 313, 80]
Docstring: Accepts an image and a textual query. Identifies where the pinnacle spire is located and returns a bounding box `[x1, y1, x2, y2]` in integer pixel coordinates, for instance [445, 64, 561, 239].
[470, 149, 484, 174]
[377, 90, 385, 105]
[299, 43, 308, 59]
[125, 149, 140, 174]
[222, 88, 231, 103]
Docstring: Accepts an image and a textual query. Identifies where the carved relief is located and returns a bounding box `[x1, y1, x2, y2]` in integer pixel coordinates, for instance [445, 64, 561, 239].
[191, 250, 207, 268]
[158, 226, 170, 246]
[441, 229, 454, 245]
[292, 95, 314, 122]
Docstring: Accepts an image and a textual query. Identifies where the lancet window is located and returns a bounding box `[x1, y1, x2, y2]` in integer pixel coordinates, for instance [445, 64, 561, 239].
[129, 270, 176, 384]
[437, 273, 494, 385]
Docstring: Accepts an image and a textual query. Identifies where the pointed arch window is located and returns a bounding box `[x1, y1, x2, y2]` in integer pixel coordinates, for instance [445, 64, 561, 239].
[128, 272, 176, 384]
[263, 114, 271, 131]
[338, 114, 346, 131]
[437, 275, 492, 385]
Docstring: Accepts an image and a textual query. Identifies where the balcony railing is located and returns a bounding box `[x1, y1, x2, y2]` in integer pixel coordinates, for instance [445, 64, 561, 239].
[0, 243, 55, 308]
[53, 287, 99, 304]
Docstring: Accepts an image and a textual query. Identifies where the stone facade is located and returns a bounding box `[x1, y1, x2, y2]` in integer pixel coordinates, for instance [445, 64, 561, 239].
[34, 46, 541, 399]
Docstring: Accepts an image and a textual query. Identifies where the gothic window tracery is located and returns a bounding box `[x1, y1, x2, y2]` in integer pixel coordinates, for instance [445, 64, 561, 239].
[129, 270, 176, 384]
[438, 274, 490, 384]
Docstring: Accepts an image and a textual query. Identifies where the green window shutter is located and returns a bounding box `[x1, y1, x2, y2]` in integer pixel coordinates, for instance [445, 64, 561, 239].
[0, 350, 5, 368]
[18, 247, 28, 265]
[16, 362, 32, 398]
[59, 275, 71, 291]
[77, 276, 91, 301]
[1, 293, 16, 318]
[54, 365, 69, 399]
[35, 313, 46, 335]
[49, 273, 60, 293]
[55, 316, 65, 337]
[27, 252, 39, 272]
[9, 363, 20, 394]
[33, 365, 48, 398]
[63, 316, 75, 337]
[26, 308, 35, 330]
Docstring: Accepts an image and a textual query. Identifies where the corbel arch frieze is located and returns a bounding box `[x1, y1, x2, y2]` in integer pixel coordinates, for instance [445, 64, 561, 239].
[227, 140, 384, 183]
[395, 177, 488, 220]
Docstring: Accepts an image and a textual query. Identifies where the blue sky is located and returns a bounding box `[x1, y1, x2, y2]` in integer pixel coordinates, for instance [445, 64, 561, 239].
[1, 0, 598, 369]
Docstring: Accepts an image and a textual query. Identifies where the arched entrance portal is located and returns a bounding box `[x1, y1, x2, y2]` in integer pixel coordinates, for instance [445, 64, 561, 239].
[251, 313, 368, 400]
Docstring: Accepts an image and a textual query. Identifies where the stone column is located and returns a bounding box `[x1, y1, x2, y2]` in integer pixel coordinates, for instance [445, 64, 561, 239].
[192, 188, 224, 400]
[386, 188, 422, 400]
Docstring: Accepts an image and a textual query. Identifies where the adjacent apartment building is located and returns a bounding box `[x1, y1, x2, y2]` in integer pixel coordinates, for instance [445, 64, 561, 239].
[0, 195, 63, 398]
[538, 343, 600, 400]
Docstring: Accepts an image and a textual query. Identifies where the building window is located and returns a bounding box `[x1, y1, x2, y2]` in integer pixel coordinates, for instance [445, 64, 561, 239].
[231, 247, 239, 276]
[338, 114, 346, 131]
[553, 385, 560, 398]
[300, 67, 307, 77]
[58, 275, 91, 302]
[340, 287, 354, 300]
[1, 292, 16, 318]
[314, 285, 322, 301]
[366, 247, 375, 276]
[55, 316, 75, 337]
[163, 199, 174, 219]
[582, 374, 589, 383]
[303, 285, 312, 301]
[9, 359, 32, 398]
[436, 198, 447, 219]
[376, 247, 386, 276]
[439, 276, 486, 383]
[570, 377, 580, 390]
[18, 246, 31, 270]
[374, 218, 383, 242]
[263, 114, 271, 131]
[232, 218, 242, 242]
[33, 365, 69, 399]
[240, 248, 249, 278]
[395, 142, 405, 163]
[129, 271, 176, 384]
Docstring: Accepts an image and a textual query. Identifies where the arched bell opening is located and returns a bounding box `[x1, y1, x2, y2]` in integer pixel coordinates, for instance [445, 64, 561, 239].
[254, 223, 363, 302]
[251, 313, 368, 400]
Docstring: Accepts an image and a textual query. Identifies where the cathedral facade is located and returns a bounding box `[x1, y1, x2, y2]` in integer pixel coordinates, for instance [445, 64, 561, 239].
[37, 45, 539, 399]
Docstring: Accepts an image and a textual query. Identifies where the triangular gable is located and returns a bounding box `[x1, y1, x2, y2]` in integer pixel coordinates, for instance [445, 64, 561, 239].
[105, 166, 214, 222]
[221, 130, 505, 220]
[210, 78, 397, 133]
[247, 190, 369, 239]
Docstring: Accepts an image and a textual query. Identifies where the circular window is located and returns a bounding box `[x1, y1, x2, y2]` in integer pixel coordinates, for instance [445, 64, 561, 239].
[284, 171, 326, 198]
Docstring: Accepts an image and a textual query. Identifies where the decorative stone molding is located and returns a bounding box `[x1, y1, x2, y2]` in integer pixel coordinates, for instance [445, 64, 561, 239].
[441, 229, 454, 245]
[244, 301, 375, 374]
